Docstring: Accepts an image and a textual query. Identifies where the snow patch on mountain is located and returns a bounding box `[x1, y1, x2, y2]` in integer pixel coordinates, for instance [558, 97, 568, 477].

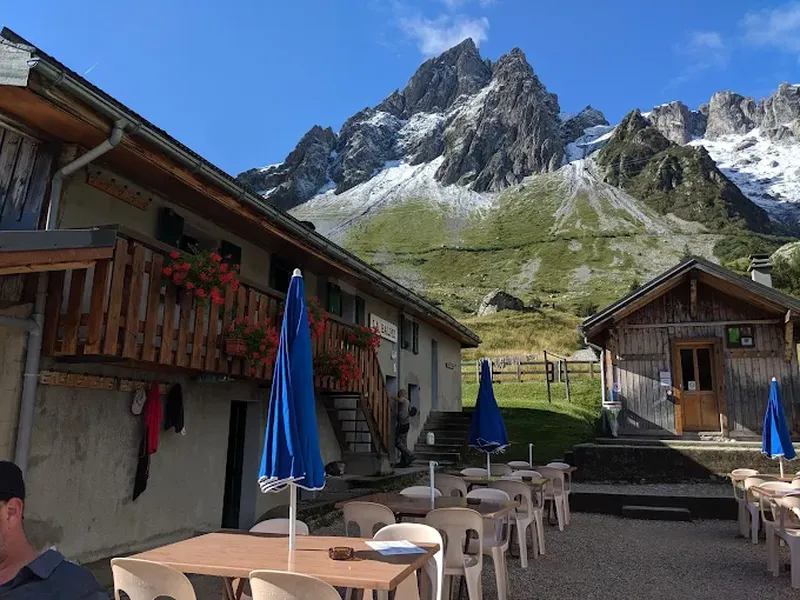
[565, 125, 615, 163]
[289, 156, 497, 241]
[690, 131, 800, 220]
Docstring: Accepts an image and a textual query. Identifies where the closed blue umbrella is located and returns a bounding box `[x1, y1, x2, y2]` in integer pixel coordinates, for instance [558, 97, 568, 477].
[762, 377, 797, 478]
[258, 269, 325, 550]
[469, 359, 509, 476]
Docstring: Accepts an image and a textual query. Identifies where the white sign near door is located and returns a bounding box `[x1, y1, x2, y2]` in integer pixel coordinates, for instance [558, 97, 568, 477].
[370, 314, 398, 343]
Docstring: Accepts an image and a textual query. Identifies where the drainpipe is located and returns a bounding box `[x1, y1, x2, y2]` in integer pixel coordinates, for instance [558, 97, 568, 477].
[13, 120, 126, 475]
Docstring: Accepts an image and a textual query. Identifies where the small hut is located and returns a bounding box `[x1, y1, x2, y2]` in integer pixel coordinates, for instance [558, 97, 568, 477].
[582, 256, 800, 438]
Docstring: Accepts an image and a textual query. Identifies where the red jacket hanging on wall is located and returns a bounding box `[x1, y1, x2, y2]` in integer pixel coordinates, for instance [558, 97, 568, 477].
[144, 381, 162, 454]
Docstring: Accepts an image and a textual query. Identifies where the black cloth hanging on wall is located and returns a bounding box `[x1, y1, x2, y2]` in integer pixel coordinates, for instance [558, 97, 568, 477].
[164, 383, 184, 434]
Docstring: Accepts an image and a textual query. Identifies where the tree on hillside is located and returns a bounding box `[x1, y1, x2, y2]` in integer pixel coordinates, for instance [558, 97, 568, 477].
[773, 253, 800, 298]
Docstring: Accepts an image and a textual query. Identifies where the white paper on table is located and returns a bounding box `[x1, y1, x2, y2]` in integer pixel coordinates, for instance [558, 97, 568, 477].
[365, 540, 427, 555]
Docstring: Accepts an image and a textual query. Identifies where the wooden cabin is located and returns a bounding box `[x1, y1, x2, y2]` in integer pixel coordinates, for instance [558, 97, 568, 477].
[582, 256, 800, 438]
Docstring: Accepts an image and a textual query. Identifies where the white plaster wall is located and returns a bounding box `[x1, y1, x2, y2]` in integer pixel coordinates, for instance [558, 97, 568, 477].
[23, 367, 258, 563]
[0, 304, 32, 461]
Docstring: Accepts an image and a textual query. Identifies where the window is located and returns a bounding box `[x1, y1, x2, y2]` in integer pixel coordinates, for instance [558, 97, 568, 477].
[219, 240, 242, 268]
[157, 208, 184, 248]
[697, 348, 712, 391]
[412, 321, 420, 355]
[326, 283, 342, 316]
[400, 315, 411, 350]
[680, 346, 714, 392]
[269, 257, 292, 294]
[355, 296, 366, 326]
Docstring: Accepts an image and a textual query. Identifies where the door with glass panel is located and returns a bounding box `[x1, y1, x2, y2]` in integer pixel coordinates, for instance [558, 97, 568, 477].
[673, 342, 719, 431]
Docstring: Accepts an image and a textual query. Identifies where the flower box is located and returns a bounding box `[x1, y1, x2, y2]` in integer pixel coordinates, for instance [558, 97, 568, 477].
[225, 337, 248, 357]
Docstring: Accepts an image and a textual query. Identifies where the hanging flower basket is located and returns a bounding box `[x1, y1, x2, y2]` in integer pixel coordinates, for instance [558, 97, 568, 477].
[225, 316, 279, 373]
[279, 295, 328, 340]
[345, 325, 381, 352]
[314, 348, 362, 388]
[163, 248, 240, 305]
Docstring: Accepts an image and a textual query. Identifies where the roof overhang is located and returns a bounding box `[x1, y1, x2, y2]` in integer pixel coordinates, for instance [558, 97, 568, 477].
[0, 228, 117, 275]
[581, 257, 800, 344]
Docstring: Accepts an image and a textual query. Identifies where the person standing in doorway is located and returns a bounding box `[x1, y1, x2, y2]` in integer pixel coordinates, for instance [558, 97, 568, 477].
[395, 389, 417, 468]
[0, 461, 107, 598]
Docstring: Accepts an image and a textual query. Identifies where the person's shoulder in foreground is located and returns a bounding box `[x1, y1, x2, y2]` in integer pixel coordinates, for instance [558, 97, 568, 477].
[0, 460, 107, 599]
[2, 548, 108, 599]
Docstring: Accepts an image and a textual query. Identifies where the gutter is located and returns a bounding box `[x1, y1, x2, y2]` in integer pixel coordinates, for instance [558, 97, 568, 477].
[26, 56, 480, 347]
[13, 121, 125, 475]
[582, 331, 607, 405]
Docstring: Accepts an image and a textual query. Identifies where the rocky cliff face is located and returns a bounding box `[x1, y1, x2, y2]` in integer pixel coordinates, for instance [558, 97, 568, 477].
[704, 84, 800, 141]
[237, 39, 565, 204]
[561, 106, 609, 144]
[646, 102, 694, 145]
[598, 110, 772, 232]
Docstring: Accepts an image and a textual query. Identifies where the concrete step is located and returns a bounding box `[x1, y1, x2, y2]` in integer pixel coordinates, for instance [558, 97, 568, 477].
[413, 443, 465, 454]
[621, 505, 692, 521]
[414, 451, 461, 464]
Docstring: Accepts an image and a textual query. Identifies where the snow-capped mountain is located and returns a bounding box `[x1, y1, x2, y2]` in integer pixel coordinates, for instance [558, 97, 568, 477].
[236, 40, 800, 312]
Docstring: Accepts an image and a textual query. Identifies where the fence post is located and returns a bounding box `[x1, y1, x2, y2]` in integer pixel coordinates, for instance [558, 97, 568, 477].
[544, 350, 552, 404]
[556, 360, 562, 383]
[516, 361, 522, 383]
[589, 361, 594, 378]
[564, 359, 571, 403]
[476, 360, 480, 384]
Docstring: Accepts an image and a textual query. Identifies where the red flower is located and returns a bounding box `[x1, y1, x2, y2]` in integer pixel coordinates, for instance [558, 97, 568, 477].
[169, 251, 180, 259]
[220, 263, 229, 273]
[199, 273, 209, 281]
[163, 266, 173, 276]
[185, 281, 195, 290]
[252, 352, 260, 359]
[196, 289, 207, 298]
[210, 253, 222, 263]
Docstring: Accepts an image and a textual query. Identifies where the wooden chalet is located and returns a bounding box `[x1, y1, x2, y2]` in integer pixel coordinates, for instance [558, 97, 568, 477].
[582, 256, 800, 438]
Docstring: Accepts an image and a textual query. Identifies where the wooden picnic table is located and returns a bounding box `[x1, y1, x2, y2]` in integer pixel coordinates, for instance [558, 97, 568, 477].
[130, 531, 437, 600]
[457, 474, 548, 488]
[752, 485, 800, 499]
[335, 492, 519, 520]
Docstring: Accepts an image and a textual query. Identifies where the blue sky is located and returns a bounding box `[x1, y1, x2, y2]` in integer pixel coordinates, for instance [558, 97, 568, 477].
[5, 1, 800, 175]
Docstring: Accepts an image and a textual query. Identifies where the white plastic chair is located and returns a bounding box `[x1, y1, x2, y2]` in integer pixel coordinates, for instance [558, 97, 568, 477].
[435, 474, 468, 498]
[745, 476, 777, 544]
[771, 494, 800, 588]
[425, 508, 483, 600]
[490, 464, 513, 476]
[249, 570, 340, 600]
[731, 469, 759, 537]
[466, 488, 511, 600]
[507, 460, 531, 470]
[547, 461, 573, 525]
[491, 478, 544, 566]
[537, 466, 567, 531]
[401, 486, 442, 499]
[460, 468, 488, 477]
[761, 484, 797, 574]
[250, 518, 310, 535]
[368, 523, 445, 600]
[111, 558, 196, 600]
[343, 501, 396, 537]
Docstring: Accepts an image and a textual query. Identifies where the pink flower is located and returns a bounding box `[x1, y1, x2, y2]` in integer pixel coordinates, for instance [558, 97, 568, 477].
[163, 267, 173, 276]
[169, 251, 180, 259]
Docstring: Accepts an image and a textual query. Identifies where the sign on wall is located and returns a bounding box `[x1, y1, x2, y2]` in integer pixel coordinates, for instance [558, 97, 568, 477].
[370, 314, 398, 343]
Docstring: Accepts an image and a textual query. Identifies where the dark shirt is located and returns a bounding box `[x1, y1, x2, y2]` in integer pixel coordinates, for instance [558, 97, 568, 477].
[0, 549, 107, 599]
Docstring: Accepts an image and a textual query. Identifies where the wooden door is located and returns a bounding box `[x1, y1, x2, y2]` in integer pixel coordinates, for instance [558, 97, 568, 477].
[673, 342, 719, 431]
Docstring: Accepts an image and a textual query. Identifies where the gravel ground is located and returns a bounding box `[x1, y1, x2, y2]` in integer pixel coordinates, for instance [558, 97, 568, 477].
[571, 481, 732, 497]
[184, 511, 796, 600]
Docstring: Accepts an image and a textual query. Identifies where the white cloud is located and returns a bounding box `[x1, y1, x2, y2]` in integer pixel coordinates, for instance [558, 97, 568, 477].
[440, 0, 496, 7]
[400, 14, 489, 56]
[742, 2, 800, 56]
[667, 30, 729, 88]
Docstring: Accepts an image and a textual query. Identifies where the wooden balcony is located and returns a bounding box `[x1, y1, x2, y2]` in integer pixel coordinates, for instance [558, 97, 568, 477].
[42, 226, 391, 453]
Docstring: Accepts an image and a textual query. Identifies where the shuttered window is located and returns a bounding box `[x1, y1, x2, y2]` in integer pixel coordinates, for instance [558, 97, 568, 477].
[0, 124, 53, 231]
[355, 296, 366, 326]
[326, 283, 342, 316]
[412, 321, 420, 355]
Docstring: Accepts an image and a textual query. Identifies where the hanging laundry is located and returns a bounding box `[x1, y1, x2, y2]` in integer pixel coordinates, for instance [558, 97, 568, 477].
[133, 381, 162, 501]
[164, 383, 185, 435]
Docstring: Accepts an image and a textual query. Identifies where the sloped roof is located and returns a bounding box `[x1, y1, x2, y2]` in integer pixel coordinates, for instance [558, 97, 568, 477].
[582, 256, 800, 338]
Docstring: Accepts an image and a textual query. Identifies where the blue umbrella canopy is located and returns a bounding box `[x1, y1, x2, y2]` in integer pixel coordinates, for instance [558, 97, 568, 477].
[762, 377, 797, 461]
[258, 270, 325, 493]
[469, 359, 509, 453]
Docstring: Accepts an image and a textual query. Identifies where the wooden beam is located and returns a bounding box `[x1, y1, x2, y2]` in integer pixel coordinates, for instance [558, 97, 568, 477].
[689, 278, 697, 320]
[786, 310, 795, 364]
[0, 246, 113, 270]
[0, 260, 97, 276]
[621, 319, 782, 330]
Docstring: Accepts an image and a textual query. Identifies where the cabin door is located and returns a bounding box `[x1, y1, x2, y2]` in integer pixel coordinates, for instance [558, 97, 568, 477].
[673, 342, 720, 431]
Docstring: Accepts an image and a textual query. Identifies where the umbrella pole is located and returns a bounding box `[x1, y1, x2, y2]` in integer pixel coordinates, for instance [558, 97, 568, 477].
[487, 452, 491, 478]
[429, 461, 437, 508]
[529, 443, 533, 467]
[780, 456, 785, 479]
[289, 484, 297, 551]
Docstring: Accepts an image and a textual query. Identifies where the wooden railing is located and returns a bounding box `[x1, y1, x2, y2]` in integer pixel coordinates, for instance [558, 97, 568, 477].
[42, 227, 391, 454]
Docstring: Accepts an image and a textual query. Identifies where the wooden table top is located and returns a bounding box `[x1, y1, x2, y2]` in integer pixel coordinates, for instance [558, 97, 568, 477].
[458, 475, 547, 487]
[336, 492, 519, 519]
[752, 485, 800, 499]
[130, 532, 437, 591]
[730, 473, 797, 482]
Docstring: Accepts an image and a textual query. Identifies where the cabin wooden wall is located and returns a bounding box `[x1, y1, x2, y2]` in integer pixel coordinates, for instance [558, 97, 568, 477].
[610, 279, 799, 436]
